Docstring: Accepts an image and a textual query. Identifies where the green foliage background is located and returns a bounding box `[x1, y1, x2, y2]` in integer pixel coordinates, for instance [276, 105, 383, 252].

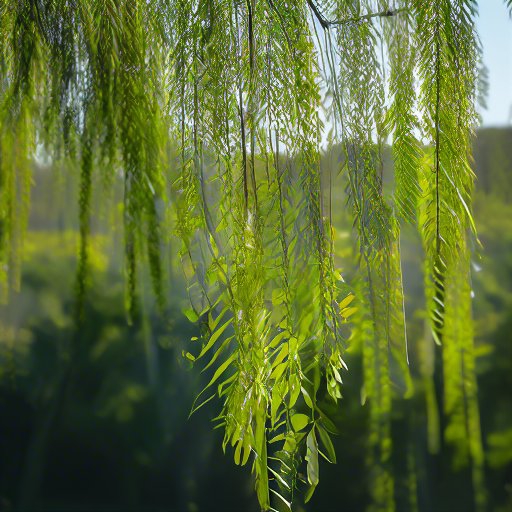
[1, 1, 512, 510]
[1, 128, 511, 511]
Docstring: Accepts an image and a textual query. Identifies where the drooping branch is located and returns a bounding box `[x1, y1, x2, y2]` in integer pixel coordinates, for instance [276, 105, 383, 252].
[306, 0, 407, 29]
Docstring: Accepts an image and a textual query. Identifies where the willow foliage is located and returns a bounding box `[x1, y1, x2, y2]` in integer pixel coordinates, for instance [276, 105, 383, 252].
[0, 1, 502, 510]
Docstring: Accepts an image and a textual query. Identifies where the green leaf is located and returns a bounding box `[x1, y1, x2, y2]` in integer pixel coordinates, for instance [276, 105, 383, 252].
[208, 305, 230, 332]
[342, 306, 358, 319]
[302, 386, 314, 409]
[291, 413, 310, 432]
[183, 308, 199, 323]
[316, 424, 336, 463]
[269, 488, 292, 511]
[272, 343, 289, 367]
[304, 429, 319, 503]
[205, 352, 236, 390]
[339, 293, 355, 309]
[197, 317, 232, 359]
[182, 351, 195, 362]
[201, 335, 234, 372]
[289, 373, 301, 409]
[270, 362, 288, 383]
[189, 392, 216, 418]
[254, 405, 270, 510]
[267, 330, 289, 351]
[234, 439, 242, 465]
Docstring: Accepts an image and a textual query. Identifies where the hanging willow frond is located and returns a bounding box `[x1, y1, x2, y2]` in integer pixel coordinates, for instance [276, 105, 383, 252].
[414, 0, 478, 342]
[385, 2, 422, 224]
[414, 1, 485, 509]
[0, 0, 491, 510]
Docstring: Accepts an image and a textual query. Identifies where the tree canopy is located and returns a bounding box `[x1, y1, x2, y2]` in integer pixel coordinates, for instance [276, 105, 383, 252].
[1, 1, 509, 510]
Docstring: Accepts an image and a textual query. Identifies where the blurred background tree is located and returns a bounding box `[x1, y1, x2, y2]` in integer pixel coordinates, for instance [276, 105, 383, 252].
[1, 128, 511, 511]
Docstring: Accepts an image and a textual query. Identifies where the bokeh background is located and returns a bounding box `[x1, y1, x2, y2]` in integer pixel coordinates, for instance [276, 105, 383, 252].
[1, 3, 511, 511]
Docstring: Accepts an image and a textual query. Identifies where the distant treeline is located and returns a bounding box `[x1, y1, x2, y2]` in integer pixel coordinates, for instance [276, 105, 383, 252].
[474, 127, 512, 201]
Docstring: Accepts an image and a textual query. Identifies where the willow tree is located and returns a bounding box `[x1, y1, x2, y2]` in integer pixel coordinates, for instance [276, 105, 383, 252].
[0, 1, 506, 510]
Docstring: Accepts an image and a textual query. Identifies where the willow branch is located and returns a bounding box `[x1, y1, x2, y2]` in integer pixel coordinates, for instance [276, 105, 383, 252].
[306, 0, 407, 29]
[267, 0, 293, 50]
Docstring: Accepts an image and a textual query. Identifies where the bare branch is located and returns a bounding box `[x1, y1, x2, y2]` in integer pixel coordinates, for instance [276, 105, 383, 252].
[306, 0, 407, 29]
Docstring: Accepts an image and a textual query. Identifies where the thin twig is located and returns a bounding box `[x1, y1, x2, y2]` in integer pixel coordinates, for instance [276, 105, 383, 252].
[306, 0, 407, 29]
[331, 7, 408, 25]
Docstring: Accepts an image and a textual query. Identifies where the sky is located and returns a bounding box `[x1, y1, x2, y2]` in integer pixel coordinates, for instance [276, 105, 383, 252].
[476, 1, 512, 126]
